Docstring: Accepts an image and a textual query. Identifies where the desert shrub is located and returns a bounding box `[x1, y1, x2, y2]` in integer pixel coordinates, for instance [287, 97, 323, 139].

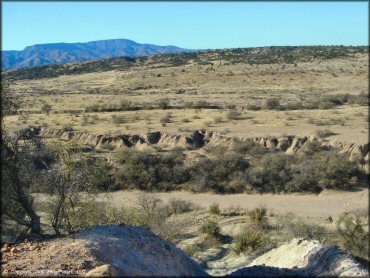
[158, 98, 170, 109]
[276, 213, 327, 242]
[300, 141, 329, 156]
[227, 109, 241, 120]
[66, 200, 111, 232]
[315, 129, 336, 138]
[62, 125, 74, 132]
[111, 114, 125, 125]
[114, 149, 188, 191]
[288, 151, 358, 192]
[41, 103, 52, 115]
[167, 198, 194, 214]
[203, 120, 213, 127]
[160, 113, 172, 126]
[231, 228, 269, 255]
[190, 153, 250, 193]
[265, 97, 280, 110]
[226, 104, 236, 109]
[318, 101, 336, 110]
[200, 220, 221, 238]
[209, 203, 221, 215]
[136, 194, 163, 216]
[182, 245, 201, 257]
[120, 100, 133, 111]
[246, 104, 261, 111]
[336, 212, 369, 260]
[285, 101, 303, 110]
[248, 207, 267, 228]
[347, 93, 368, 106]
[233, 139, 268, 157]
[247, 153, 292, 193]
[213, 116, 223, 124]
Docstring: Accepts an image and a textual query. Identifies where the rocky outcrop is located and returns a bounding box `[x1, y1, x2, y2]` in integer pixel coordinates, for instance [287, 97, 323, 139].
[37, 127, 369, 173]
[229, 238, 369, 277]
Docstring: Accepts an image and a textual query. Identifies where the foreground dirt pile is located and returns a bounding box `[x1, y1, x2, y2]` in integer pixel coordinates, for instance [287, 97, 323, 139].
[1, 226, 368, 277]
[1, 225, 208, 277]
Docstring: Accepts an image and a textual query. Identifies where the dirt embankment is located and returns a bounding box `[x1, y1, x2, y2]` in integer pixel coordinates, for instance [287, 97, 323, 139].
[38, 127, 369, 173]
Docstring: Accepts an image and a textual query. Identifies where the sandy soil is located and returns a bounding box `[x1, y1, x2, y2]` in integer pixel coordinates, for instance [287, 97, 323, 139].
[96, 189, 369, 218]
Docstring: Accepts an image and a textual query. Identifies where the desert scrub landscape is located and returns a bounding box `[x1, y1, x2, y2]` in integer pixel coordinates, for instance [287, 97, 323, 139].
[2, 46, 369, 275]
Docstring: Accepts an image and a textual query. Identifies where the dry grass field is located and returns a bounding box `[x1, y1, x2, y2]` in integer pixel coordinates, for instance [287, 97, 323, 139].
[5, 49, 369, 144]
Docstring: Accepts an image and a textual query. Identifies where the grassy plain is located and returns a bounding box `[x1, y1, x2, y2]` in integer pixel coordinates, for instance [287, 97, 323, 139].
[5, 51, 369, 144]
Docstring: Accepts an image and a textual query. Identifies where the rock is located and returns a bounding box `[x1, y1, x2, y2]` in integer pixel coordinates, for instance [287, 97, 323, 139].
[10, 247, 19, 253]
[85, 264, 117, 277]
[1, 247, 11, 253]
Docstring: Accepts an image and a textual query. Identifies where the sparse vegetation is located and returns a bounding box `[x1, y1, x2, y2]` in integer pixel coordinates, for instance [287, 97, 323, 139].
[231, 228, 269, 255]
[200, 220, 222, 239]
[209, 203, 221, 215]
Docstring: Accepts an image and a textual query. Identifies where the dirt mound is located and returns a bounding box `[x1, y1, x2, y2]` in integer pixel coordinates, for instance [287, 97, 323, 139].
[229, 238, 369, 277]
[1, 225, 208, 277]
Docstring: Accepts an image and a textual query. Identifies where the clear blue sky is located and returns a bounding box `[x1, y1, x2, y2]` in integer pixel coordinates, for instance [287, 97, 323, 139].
[2, 1, 368, 51]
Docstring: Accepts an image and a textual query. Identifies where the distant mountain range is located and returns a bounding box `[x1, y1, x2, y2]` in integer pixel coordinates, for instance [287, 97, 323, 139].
[2, 39, 190, 69]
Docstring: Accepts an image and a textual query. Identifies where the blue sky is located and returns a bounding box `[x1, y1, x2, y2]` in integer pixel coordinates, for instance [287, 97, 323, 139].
[2, 1, 368, 51]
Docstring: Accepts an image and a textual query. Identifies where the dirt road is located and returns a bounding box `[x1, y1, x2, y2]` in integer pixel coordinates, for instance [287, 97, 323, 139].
[97, 189, 368, 218]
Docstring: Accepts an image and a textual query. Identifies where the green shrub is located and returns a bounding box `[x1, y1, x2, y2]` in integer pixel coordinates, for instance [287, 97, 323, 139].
[167, 198, 194, 214]
[288, 151, 358, 192]
[247, 153, 292, 193]
[231, 228, 268, 255]
[315, 129, 336, 138]
[246, 104, 261, 111]
[248, 207, 267, 228]
[276, 213, 327, 242]
[336, 212, 369, 260]
[200, 220, 221, 238]
[227, 109, 241, 120]
[62, 125, 74, 132]
[111, 114, 125, 125]
[41, 103, 52, 114]
[319, 101, 336, 110]
[265, 97, 280, 110]
[114, 149, 188, 191]
[191, 153, 250, 193]
[158, 98, 170, 109]
[285, 101, 303, 110]
[209, 203, 221, 215]
[233, 139, 268, 157]
[120, 100, 133, 111]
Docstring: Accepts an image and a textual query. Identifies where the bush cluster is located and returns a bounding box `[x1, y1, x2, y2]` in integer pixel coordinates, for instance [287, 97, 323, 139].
[113, 142, 359, 194]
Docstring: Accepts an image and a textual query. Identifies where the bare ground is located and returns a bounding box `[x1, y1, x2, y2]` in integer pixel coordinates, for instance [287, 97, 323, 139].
[93, 188, 369, 218]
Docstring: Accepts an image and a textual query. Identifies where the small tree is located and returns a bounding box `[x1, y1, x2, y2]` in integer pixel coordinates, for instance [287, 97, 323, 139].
[1, 81, 42, 237]
[42, 142, 110, 235]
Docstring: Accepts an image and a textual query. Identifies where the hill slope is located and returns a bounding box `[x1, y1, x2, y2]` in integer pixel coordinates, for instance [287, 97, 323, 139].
[2, 39, 189, 69]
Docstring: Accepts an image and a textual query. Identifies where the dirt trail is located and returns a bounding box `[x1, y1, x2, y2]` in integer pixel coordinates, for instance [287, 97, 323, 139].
[98, 189, 368, 218]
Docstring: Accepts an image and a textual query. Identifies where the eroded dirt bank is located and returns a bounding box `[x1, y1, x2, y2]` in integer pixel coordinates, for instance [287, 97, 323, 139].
[38, 127, 369, 173]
